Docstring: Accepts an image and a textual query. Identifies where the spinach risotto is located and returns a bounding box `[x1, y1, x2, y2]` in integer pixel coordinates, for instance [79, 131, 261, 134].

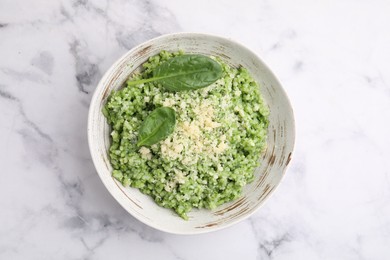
[103, 51, 269, 219]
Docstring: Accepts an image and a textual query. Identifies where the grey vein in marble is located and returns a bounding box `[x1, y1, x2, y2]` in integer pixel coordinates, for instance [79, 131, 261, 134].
[31, 51, 55, 75]
[70, 40, 101, 94]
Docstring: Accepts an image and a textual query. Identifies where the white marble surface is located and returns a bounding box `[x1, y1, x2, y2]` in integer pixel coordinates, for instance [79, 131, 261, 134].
[1, 0, 390, 259]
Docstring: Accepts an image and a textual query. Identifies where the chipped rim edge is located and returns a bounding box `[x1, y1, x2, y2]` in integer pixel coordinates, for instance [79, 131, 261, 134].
[87, 32, 296, 235]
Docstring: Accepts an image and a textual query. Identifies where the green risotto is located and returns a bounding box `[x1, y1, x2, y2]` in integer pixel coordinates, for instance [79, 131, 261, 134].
[103, 51, 269, 219]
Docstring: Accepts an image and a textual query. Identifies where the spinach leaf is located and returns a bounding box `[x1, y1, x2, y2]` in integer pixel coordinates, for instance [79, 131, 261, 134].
[127, 54, 223, 91]
[137, 107, 176, 147]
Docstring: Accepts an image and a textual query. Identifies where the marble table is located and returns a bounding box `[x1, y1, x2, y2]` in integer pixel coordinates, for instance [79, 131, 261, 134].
[1, 0, 389, 259]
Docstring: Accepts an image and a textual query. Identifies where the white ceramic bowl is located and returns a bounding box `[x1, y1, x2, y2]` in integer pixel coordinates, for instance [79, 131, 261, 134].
[88, 33, 295, 234]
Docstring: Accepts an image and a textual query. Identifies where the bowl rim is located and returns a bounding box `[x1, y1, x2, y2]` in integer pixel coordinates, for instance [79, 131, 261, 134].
[87, 32, 296, 234]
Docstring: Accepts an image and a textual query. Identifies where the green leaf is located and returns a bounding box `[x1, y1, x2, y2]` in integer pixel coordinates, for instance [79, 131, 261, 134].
[127, 54, 223, 91]
[137, 107, 176, 147]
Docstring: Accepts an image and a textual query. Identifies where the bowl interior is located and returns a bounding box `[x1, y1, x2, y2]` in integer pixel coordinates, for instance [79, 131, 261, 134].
[88, 33, 295, 234]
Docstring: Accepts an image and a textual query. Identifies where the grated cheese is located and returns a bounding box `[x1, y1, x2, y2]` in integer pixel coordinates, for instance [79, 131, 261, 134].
[139, 146, 152, 160]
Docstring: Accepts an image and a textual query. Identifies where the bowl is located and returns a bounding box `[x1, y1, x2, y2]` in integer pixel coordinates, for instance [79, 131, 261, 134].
[88, 33, 295, 234]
